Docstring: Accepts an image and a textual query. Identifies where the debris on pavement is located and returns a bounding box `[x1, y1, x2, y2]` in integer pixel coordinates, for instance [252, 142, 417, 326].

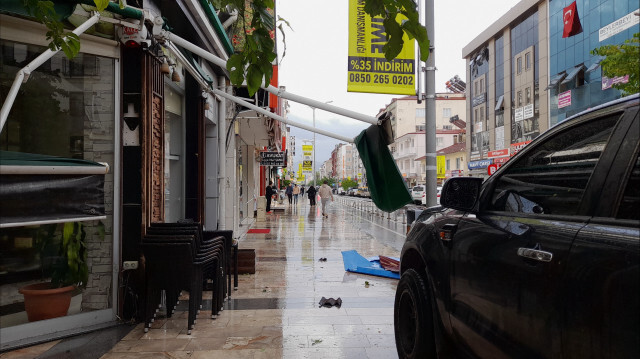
[319, 297, 342, 308]
[341, 250, 400, 279]
[379, 255, 400, 272]
[319, 257, 327, 262]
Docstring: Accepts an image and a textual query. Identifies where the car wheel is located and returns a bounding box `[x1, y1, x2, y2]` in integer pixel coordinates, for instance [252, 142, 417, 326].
[394, 268, 436, 359]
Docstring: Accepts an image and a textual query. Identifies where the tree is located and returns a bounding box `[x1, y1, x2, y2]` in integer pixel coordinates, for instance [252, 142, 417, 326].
[341, 178, 358, 191]
[591, 33, 639, 96]
[25, 0, 430, 96]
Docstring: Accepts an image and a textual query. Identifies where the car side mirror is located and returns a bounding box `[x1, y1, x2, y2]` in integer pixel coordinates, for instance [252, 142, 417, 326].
[440, 177, 483, 212]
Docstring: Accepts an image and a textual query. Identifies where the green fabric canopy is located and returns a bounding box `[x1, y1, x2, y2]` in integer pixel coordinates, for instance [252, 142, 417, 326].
[355, 125, 412, 212]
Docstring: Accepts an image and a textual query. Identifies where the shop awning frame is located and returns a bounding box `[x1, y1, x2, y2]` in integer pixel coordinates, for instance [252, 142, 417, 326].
[561, 64, 586, 85]
[0, 12, 101, 132]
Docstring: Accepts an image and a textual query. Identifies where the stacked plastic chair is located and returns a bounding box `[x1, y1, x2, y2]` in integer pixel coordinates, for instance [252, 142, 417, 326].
[142, 222, 226, 334]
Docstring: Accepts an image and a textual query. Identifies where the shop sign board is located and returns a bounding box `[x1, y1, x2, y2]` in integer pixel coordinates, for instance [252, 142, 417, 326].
[488, 149, 509, 158]
[510, 140, 532, 156]
[260, 151, 285, 166]
[515, 107, 524, 122]
[599, 9, 639, 42]
[437, 155, 446, 178]
[558, 90, 572, 108]
[468, 159, 492, 170]
[493, 157, 510, 164]
[602, 75, 630, 90]
[347, 0, 415, 95]
[487, 163, 502, 176]
[523, 103, 534, 119]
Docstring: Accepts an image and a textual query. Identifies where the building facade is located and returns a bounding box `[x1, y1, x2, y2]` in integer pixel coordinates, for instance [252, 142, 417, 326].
[0, 0, 281, 349]
[462, 0, 638, 177]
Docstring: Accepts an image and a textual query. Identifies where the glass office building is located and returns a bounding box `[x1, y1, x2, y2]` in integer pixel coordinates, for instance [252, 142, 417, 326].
[548, 0, 639, 125]
[463, 0, 638, 177]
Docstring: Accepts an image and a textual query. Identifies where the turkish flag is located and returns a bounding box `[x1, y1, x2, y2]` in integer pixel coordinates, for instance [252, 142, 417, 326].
[562, 1, 583, 38]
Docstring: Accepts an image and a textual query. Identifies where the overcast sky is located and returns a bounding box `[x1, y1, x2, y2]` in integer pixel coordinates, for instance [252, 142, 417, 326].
[275, 0, 520, 175]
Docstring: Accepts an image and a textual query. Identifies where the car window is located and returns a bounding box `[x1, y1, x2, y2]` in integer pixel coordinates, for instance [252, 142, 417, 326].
[413, 186, 424, 192]
[488, 114, 620, 215]
[616, 149, 640, 220]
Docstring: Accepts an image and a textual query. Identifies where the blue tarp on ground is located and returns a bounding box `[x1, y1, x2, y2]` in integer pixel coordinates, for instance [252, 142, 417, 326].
[341, 250, 400, 279]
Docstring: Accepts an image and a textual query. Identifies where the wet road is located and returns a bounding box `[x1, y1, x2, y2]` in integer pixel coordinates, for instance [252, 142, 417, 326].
[2, 197, 408, 358]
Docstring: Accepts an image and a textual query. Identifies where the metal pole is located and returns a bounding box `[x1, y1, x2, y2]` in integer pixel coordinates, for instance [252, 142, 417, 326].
[313, 108, 316, 188]
[425, 0, 437, 207]
[0, 13, 101, 132]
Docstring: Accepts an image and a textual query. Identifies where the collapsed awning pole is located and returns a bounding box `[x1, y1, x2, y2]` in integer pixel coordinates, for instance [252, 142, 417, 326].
[165, 42, 355, 143]
[152, 20, 379, 126]
[210, 87, 354, 143]
[0, 13, 101, 133]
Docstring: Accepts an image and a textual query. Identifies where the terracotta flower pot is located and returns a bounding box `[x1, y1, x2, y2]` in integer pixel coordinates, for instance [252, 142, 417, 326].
[19, 283, 75, 322]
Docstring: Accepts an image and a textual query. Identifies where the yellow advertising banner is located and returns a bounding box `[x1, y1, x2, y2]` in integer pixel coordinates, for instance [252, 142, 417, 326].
[348, 0, 415, 95]
[302, 145, 313, 152]
[437, 155, 446, 178]
[302, 160, 313, 171]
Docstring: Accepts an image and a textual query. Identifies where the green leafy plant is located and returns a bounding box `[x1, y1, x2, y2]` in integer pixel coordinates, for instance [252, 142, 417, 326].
[341, 178, 358, 191]
[591, 32, 639, 96]
[35, 221, 104, 288]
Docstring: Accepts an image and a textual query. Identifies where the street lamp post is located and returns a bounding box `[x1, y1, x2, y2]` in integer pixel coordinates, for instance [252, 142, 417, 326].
[310, 100, 332, 188]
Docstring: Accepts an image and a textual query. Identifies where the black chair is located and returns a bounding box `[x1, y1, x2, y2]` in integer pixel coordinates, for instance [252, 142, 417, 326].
[142, 228, 226, 334]
[203, 230, 238, 298]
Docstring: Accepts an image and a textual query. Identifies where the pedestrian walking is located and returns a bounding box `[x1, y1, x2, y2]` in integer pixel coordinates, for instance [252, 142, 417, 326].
[307, 185, 317, 206]
[300, 186, 305, 196]
[293, 184, 300, 205]
[285, 183, 293, 205]
[318, 180, 334, 217]
[265, 181, 275, 213]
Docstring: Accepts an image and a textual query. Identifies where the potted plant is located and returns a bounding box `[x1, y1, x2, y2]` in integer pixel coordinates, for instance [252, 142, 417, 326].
[19, 222, 93, 322]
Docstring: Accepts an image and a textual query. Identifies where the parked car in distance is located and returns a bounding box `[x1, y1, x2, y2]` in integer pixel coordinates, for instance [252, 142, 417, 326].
[356, 187, 370, 198]
[347, 188, 358, 196]
[394, 95, 640, 359]
[410, 185, 424, 204]
[420, 186, 442, 206]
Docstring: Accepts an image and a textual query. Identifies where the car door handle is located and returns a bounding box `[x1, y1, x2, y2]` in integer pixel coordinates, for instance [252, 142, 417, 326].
[517, 248, 553, 262]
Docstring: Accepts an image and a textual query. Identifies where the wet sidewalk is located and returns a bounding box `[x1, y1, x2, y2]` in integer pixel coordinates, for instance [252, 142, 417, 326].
[1, 199, 405, 359]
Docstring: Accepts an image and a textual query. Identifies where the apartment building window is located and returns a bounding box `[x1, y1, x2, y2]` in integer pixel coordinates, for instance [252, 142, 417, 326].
[474, 108, 478, 124]
[525, 52, 531, 70]
[416, 108, 425, 117]
[456, 157, 461, 169]
[443, 108, 451, 118]
[446, 159, 450, 170]
[526, 87, 531, 104]
[443, 125, 453, 130]
[517, 91, 523, 107]
[479, 78, 484, 92]
[437, 137, 443, 147]
[480, 107, 485, 123]
[517, 56, 523, 74]
[416, 124, 425, 131]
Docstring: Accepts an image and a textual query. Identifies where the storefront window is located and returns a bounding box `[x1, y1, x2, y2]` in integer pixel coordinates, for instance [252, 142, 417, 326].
[0, 40, 115, 327]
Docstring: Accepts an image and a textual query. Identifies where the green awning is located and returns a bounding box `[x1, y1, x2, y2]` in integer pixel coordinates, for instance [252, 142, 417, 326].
[180, 48, 214, 88]
[355, 125, 412, 212]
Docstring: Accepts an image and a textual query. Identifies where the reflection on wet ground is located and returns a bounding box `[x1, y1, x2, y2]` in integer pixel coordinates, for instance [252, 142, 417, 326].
[1, 199, 405, 359]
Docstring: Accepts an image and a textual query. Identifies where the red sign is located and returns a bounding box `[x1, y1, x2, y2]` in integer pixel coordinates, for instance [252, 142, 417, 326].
[558, 90, 572, 108]
[488, 164, 501, 176]
[493, 157, 510, 164]
[562, 1, 583, 38]
[510, 140, 531, 157]
[488, 149, 509, 158]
